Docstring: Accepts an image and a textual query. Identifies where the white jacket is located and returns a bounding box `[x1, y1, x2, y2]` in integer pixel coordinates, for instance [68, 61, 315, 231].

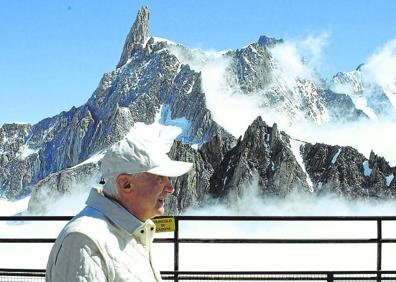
[46, 188, 162, 282]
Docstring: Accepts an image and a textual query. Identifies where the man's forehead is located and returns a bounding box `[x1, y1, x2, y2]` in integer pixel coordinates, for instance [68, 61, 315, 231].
[136, 173, 171, 181]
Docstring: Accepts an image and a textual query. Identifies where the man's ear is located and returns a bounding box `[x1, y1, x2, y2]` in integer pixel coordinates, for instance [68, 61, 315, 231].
[116, 175, 133, 193]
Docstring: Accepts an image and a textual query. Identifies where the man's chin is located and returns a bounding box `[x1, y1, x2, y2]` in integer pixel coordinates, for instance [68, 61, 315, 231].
[154, 205, 165, 216]
[158, 207, 165, 215]
[156, 199, 165, 211]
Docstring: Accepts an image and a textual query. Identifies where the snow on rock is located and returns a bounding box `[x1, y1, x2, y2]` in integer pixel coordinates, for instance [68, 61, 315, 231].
[362, 161, 372, 176]
[290, 139, 314, 192]
[73, 151, 106, 169]
[191, 144, 199, 150]
[159, 105, 192, 144]
[353, 96, 378, 120]
[385, 174, 394, 187]
[18, 144, 40, 160]
[331, 148, 342, 164]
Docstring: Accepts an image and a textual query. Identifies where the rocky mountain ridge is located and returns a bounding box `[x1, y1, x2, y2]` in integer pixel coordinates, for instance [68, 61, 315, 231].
[0, 6, 394, 215]
[167, 116, 395, 214]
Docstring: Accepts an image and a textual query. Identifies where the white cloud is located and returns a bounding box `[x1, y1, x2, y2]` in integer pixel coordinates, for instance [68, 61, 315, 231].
[269, 32, 330, 82]
[363, 38, 396, 89]
[362, 38, 396, 110]
[270, 42, 315, 82]
[299, 31, 331, 69]
[198, 56, 274, 137]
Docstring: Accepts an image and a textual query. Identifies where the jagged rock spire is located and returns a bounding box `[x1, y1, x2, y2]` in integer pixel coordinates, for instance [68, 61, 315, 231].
[117, 6, 150, 68]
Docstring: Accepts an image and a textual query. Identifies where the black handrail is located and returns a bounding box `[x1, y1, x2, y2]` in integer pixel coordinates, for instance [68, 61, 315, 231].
[159, 270, 396, 281]
[2, 269, 396, 281]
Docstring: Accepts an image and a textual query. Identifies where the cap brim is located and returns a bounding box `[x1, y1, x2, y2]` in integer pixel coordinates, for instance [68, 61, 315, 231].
[147, 160, 193, 177]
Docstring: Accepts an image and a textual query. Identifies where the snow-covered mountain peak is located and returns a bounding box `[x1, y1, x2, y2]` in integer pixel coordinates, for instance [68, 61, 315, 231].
[331, 66, 395, 119]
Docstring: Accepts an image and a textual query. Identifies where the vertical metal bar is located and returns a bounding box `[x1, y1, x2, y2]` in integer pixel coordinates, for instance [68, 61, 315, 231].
[174, 217, 179, 282]
[377, 220, 382, 271]
[327, 273, 334, 282]
[377, 219, 382, 282]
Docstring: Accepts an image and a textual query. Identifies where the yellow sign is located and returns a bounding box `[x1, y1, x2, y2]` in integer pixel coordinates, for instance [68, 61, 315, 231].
[152, 217, 175, 233]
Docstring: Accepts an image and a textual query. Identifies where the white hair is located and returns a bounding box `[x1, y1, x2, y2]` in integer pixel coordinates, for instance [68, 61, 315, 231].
[102, 173, 145, 199]
[103, 176, 118, 199]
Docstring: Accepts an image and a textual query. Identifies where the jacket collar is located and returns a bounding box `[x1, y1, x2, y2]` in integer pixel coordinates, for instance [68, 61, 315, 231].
[85, 188, 147, 235]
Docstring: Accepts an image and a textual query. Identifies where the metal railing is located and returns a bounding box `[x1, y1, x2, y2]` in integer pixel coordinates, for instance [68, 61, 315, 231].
[2, 269, 396, 281]
[1, 215, 396, 281]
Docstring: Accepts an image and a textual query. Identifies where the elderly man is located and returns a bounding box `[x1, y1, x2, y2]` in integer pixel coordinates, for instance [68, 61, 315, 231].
[46, 136, 193, 282]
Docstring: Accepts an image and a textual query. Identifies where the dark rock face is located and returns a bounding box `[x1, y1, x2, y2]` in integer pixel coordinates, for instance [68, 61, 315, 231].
[160, 64, 219, 144]
[167, 141, 212, 214]
[165, 127, 237, 215]
[0, 123, 36, 198]
[366, 151, 396, 197]
[229, 43, 274, 94]
[163, 116, 313, 214]
[209, 117, 309, 199]
[257, 35, 284, 47]
[302, 144, 396, 199]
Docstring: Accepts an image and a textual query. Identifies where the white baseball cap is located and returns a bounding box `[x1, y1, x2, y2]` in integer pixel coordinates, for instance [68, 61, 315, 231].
[101, 136, 193, 179]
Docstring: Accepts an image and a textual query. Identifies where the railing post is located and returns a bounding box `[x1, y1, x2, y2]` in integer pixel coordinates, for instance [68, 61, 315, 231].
[377, 219, 382, 282]
[174, 217, 179, 282]
[327, 273, 334, 282]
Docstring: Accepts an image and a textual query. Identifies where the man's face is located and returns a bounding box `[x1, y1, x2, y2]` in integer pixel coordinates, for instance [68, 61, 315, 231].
[127, 173, 174, 221]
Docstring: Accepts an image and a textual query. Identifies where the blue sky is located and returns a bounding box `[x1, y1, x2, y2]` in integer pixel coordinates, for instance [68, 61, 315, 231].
[1, 0, 395, 125]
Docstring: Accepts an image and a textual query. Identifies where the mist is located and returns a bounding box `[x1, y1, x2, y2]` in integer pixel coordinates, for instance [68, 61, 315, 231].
[155, 182, 396, 271]
[362, 38, 396, 110]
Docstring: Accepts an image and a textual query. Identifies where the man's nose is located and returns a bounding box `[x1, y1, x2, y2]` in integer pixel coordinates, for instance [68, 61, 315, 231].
[162, 176, 174, 194]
